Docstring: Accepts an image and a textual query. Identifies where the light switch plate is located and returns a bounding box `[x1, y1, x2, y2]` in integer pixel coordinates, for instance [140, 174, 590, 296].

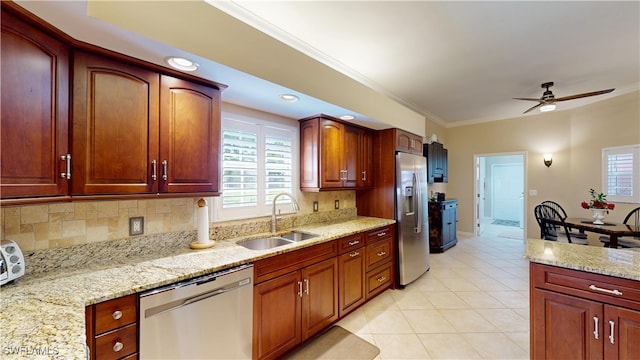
[313, 201, 318, 212]
[129, 216, 144, 236]
[334, 200, 340, 210]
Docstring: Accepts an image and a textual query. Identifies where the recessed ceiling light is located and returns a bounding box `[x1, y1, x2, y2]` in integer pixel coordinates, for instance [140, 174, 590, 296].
[166, 57, 199, 71]
[280, 94, 299, 102]
[339, 114, 355, 120]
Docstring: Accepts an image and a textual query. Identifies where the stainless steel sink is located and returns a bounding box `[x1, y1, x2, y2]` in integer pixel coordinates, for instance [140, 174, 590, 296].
[237, 237, 295, 250]
[279, 231, 317, 242]
[237, 231, 318, 250]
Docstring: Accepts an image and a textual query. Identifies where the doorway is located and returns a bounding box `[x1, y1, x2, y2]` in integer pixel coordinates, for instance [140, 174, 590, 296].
[475, 153, 526, 240]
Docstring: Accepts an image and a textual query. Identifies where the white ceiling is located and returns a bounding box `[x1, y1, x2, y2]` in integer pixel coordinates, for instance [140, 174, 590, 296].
[14, 1, 640, 129]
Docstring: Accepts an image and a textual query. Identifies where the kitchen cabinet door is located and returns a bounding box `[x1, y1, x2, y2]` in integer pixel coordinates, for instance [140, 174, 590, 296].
[338, 246, 365, 317]
[1, 9, 70, 200]
[532, 288, 603, 360]
[605, 305, 640, 360]
[72, 51, 160, 195]
[159, 75, 220, 193]
[319, 118, 346, 188]
[357, 129, 373, 188]
[253, 271, 302, 360]
[301, 257, 339, 340]
[395, 129, 423, 155]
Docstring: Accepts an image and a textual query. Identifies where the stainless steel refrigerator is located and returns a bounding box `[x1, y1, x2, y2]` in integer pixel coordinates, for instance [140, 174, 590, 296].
[396, 152, 430, 286]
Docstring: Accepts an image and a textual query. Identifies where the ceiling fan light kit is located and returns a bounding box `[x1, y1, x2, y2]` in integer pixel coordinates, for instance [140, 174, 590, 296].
[514, 81, 615, 114]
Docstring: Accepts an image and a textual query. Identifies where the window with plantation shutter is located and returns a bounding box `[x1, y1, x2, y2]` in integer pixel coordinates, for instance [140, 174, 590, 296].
[602, 145, 640, 204]
[215, 113, 298, 220]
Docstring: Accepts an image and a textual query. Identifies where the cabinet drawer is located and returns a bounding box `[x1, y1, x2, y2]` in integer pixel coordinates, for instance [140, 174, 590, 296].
[254, 240, 337, 284]
[338, 233, 364, 254]
[94, 323, 137, 360]
[531, 263, 640, 309]
[94, 294, 137, 334]
[365, 226, 393, 245]
[365, 238, 392, 271]
[366, 263, 392, 299]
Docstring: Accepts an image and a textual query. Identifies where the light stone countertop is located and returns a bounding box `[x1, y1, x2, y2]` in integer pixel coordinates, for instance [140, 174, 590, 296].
[524, 239, 640, 281]
[0, 216, 395, 360]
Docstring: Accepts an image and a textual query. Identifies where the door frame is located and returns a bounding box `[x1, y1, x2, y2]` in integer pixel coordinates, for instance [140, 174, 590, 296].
[474, 152, 528, 238]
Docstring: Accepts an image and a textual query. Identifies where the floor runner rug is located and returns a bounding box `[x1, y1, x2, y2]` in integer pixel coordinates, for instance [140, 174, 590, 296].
[283, 325, 380, 360]
[491, 219, 520, 227]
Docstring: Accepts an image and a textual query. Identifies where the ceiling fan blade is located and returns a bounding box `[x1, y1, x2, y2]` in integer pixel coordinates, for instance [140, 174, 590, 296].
[554, 88, 615, 102]
[523, 102, 544, 114]
[513, 97, 544, 102]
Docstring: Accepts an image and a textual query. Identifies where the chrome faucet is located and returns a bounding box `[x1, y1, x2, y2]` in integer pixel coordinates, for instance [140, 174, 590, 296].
[272, 192, 300, 233]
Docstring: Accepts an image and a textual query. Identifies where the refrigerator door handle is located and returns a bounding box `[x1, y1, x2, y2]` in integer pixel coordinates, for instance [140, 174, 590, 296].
[413, 173, 422, 233]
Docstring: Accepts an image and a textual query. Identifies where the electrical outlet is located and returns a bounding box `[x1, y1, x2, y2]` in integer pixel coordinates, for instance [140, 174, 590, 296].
[129, 216, 144, 236]
[313, 201, 318, 212]
[334, 199, 340, 210]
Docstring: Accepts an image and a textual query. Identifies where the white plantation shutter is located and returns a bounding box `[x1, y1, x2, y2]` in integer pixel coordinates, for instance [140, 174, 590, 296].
[216, 114, 298, 220]
[222, 128, 257, 208]
[265, 128, 293, 205]
[603, 145, 640, 203]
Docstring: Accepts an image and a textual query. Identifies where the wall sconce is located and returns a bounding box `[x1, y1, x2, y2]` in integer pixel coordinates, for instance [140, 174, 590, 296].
[543, 153, 553, 167]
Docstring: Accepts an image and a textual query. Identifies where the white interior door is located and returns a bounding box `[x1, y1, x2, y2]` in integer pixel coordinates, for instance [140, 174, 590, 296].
[491, 163, 524, 222]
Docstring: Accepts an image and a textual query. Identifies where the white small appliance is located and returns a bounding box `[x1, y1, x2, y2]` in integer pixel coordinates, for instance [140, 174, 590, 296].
[1, 240, 25, 286]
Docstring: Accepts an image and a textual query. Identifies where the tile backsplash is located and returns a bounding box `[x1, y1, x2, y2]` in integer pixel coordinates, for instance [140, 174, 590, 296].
[1, 191, 355, 252]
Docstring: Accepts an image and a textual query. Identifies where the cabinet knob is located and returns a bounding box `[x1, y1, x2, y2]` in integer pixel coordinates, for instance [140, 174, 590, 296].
[113, 341, 124, 352]
[112, 310, 123, 320]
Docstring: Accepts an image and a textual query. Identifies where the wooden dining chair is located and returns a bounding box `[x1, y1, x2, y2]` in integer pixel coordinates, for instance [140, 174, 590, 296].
[599, 206, 640, 248]
[539, 200, 588, 240]
[534, 204, 589, 245]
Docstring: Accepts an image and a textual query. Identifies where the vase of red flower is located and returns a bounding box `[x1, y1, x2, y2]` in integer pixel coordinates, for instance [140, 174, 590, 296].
[580, 188, 615, 224]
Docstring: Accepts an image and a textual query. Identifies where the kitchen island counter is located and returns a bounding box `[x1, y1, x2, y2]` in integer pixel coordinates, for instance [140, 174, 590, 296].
[524, 238, 640, 281]
[0, 216, 394, 359]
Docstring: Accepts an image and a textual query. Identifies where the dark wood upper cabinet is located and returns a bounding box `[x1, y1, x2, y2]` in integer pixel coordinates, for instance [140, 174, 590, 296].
[424, 142, 448, 183]
[72, 53, 221, 196]
[1, 9, 70, 200]
[300, 115, 373, 191]
[394, 129, 423, 155]
[72, 51, 160, 195]
[159, 75, 220, 194]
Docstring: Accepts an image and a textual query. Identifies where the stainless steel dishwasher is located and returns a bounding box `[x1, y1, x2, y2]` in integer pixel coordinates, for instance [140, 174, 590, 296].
[139, 264, 253, 359]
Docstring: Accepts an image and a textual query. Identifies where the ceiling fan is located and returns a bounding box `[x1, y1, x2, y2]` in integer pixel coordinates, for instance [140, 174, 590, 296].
[514, 82, 615, 114]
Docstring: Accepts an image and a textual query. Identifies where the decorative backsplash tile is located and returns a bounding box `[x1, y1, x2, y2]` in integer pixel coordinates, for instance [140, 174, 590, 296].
[1, 191, 356, 252]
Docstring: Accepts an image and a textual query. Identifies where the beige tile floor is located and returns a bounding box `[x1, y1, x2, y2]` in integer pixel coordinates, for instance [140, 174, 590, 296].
[337, 230, 530, 359]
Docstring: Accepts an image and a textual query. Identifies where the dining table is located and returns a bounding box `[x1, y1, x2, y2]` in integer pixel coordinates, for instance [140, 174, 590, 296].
[547, 217, 640, 248]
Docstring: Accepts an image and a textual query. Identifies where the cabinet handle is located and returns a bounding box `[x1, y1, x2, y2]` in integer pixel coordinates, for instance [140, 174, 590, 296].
[112, 310, 123, 320]
[608, 320, 615, 344]
[348, 240, 360, 246]
[349, 251, 360, 258]
[593, 316, 599, 339]
[162, 160, 168, 181]
[377, 276, 386, 283]
[113, 341, 123, 352]
[304, 279, 309, 295]
[377, 232, 387, 237]
[362, 171, 366, 181]
[377, 251, 387, 257]
[60, 154, 71, 179]
[589, 284, 623, 296]
[340, 169, 347, 181]
[151, 160, 157, 181]
[297, 281, 303, 297]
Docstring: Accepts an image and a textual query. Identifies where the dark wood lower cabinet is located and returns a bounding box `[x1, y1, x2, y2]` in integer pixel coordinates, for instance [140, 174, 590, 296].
[530, 263, 640, 360]
[253, 226, 394, 360]
[253, 258, 338, 360]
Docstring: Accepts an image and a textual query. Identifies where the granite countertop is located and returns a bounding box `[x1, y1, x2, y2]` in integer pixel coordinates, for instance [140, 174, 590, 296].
[0, 216, 395, 360]
[525, 239, 640, 281]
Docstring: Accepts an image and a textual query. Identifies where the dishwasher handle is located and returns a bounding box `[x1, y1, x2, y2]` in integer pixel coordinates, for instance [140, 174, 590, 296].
[144, 277, 251, 319]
